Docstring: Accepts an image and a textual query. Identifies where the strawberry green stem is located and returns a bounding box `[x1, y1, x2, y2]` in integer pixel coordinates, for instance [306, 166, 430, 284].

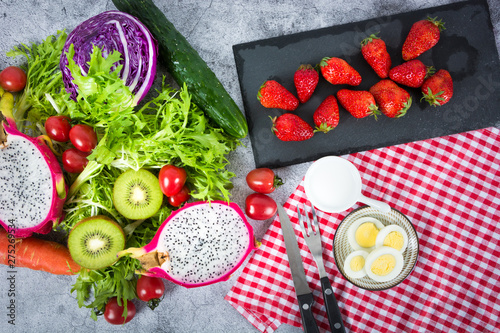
[427, 16, 445, 31]
[360, 32, 381, 47]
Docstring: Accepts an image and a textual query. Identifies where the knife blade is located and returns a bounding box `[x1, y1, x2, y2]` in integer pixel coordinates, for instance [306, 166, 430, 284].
[277, 205, 320, 333]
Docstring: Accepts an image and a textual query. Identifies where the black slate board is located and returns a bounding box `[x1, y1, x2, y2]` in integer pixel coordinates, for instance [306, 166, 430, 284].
[233, 0, 500, 168]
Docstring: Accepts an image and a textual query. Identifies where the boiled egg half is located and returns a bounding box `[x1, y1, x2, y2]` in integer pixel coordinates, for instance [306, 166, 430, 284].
[375, 224, 408, 253]
[343, 250, 369, 279]
[347, 217, 385, 251]
[364, 246, 404, 282]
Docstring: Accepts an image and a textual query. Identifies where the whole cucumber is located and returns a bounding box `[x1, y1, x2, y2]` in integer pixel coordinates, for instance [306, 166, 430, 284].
[112, 0, 248, 139]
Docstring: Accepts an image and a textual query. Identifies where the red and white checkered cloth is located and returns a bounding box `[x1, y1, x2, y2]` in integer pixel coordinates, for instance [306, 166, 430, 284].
[225, 127, 500, 333]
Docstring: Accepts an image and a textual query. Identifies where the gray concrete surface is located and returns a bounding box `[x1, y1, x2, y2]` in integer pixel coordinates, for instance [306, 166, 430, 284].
[0, 0, 499, 332]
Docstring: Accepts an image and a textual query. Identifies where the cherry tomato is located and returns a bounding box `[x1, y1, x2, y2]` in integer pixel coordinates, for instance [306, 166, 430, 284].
[168, 185, 190, 207]
[103, 297, 136, 325]
[246, 168, 283, 194]
[245, 193, 278, 220]
[69, 124, 98, 152]
[45, 115, 72, 142]
[136, 275, 165, 310]
[159, 165, 187, 196]
[62, 148, 90, 174]
[0, 66, 27, 92]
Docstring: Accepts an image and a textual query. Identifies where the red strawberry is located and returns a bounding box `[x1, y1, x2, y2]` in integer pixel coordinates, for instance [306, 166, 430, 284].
[294, 64, 319, 103]
[271, 113, 314, 141]
[361, 33, 391, 78]
[257, 80, 299, 111]
[320, 57, 361, 86]
[336, 89, 379, 119]
[402, 17, 445, 61]
[313, 95, 339, 133]
[389, 59, 434, 88]
[369, 80, 412, 118]
[421, 69, 453, 106]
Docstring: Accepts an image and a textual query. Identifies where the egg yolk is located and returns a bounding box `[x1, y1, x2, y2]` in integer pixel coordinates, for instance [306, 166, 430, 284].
[383, 231, 404, 251]
[349, 255, 365, 272]
[355, 222, 379, 248]
[370, 254, 396, 276]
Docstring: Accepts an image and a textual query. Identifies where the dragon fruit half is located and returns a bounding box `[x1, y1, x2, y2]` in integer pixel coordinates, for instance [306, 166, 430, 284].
[0, 92, 68, 238]
[120, 201, 258, 288]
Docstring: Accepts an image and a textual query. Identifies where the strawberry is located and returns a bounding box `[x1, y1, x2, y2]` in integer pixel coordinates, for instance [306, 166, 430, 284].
[389, 59, 434, 88]
[369, 80, 412, 118]
[294, 64, 319, 103]
[336, 89, 379, 119]
[402, 17, 445, 61]
[313, 95, 339, 133]
[361, 33, 391, 78]
[271, 113, 314, 141]
[421, 69, 453, 106]
[319, 57, 362, 86]
[257, 80, 299, 111]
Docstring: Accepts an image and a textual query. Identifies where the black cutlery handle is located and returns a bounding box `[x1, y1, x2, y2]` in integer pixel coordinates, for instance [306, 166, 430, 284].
[297, 293, 320, 333]
[320, 276, 346, 333]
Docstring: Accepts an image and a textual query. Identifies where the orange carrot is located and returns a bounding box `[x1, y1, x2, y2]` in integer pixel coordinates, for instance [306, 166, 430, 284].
[0, 229, 81, 275]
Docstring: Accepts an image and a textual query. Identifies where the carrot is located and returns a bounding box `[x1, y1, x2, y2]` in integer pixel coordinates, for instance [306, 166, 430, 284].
[0, 229, 81, 275]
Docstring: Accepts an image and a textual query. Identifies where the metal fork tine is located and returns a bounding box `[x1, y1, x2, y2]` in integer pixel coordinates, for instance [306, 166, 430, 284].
[308, 204, 320, 236]
[296, 204, 306, 237]
[304, 203, 315, 237]
[297, 203, 311, 237]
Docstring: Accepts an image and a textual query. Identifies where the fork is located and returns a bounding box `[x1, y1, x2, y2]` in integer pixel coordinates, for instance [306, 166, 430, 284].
[297, 203, 346, 333]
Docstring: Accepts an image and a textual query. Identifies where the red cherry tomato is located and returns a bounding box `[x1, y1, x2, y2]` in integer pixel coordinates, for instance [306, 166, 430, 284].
[136, 275, 165, 310]
[103, 297, 136, 325]
[62, 148, 90, 174]
[45, 115, 72, 142]
[168, 185, 190, 207]
[245, 193, 278, 220]
[158, 165, 187, 196]
[246, 168, 283, 194]
[0, 66, 27, 92]
[69, 124, 98, 152]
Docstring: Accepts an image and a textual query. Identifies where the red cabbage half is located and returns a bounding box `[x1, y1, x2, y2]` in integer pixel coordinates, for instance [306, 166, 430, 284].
[60, 10, 157, 105]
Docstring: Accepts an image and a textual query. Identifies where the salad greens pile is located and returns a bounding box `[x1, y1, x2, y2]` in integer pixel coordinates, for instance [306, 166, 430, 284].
[9, 30, 240, 318]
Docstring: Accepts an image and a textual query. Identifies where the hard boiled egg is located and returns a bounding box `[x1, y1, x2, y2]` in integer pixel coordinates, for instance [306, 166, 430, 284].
[347, 217, 385, 251]
[364, 246, 404, 283]
[343, 250, 369, 279]
[375, 224, 408, 253]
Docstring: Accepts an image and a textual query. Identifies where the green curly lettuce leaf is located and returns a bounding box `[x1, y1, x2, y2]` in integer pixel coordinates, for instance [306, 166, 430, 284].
[7, 30, 67, 129]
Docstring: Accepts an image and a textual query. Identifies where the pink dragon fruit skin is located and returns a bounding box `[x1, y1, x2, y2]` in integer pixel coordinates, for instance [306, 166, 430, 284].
[0, 97, 68, 238]
[120, 200, 258, 288]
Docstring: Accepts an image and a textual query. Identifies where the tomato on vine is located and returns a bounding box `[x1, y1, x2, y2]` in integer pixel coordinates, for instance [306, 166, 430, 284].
[45, 115, 72, 142]
[246, 168, 283, 194]
[245, 193, 278, 220]
[0, 66, 27, 92]
[136, 275, 166, 310]
[159, 164, 187, 197]
[62, 148, 90, 174]
[103, 297, 136, 325]
[69, 124, 98, 152]
[168, 184, 190, 207]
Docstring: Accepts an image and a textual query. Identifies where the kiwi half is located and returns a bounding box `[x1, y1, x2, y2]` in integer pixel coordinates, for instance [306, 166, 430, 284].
[68, 215, 125, 270]
[113, 168, 163, 220]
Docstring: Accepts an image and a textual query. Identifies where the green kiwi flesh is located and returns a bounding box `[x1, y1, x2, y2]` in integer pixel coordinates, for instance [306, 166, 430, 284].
[113, 168, 163, 220]
[68, 215, 125, 270]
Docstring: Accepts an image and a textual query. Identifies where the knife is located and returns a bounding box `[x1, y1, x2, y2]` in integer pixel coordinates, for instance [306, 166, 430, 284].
[277, 205, 320, 333]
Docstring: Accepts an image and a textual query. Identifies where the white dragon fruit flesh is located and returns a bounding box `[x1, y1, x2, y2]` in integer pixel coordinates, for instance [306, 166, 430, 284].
[0, 93, 68, 238]
[120, 201, 258, 288]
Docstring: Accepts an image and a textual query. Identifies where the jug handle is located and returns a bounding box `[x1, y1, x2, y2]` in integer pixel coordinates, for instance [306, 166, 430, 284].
[358, 195, 391, 213]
